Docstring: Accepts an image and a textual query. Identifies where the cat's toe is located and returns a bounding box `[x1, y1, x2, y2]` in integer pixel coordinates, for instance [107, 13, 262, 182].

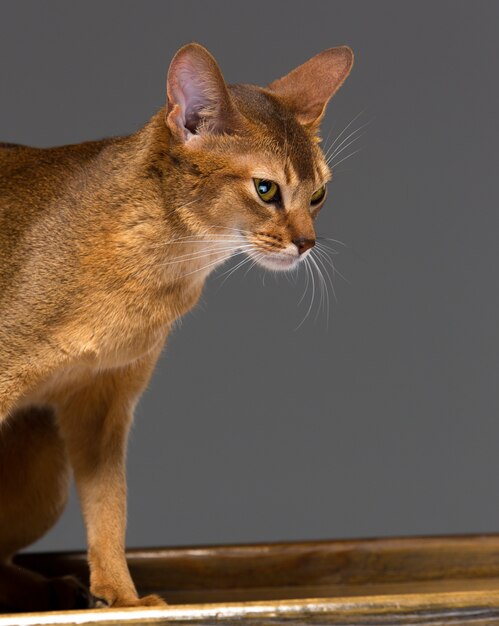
[135, 594, 168, 607]
[89, 593, 109, 608]
[92, 593, 167, 608]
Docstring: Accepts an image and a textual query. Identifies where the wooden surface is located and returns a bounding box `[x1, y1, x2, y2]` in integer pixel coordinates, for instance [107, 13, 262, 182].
[3, 534, 499, 624]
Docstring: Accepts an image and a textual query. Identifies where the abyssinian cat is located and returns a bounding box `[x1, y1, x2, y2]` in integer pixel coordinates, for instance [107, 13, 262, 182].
[0, 43, 353, 610]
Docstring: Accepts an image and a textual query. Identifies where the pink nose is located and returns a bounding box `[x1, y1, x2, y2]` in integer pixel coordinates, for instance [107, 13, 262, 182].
[293, 236, 315, 255]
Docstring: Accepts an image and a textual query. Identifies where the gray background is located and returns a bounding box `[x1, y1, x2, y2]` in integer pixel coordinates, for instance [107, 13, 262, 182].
[1, 0, 498, 552]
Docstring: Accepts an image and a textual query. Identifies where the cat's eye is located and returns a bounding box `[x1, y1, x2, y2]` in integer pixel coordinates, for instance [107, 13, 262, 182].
[311, 185, 326, 205]
[254, 179, 280, 203]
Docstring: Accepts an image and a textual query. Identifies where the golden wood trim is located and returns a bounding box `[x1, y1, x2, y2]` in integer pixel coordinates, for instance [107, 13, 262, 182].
[3, 591, 499, 626]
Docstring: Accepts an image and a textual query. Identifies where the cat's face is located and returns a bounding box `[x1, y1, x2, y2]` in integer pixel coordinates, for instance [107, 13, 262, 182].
[164, 44, 353, 272]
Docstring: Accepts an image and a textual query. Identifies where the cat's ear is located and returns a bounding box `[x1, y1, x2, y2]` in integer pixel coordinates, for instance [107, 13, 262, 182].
[267, 46, 354, 129]
[166, 43, 242, 142]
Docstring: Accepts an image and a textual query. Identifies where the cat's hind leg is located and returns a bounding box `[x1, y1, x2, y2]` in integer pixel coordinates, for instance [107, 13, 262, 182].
[0, 563, 90, 613]
[0, 406, 91, 612]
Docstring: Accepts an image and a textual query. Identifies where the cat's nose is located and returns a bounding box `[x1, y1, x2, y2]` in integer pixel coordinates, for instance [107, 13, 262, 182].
[293, 236, 315, 255]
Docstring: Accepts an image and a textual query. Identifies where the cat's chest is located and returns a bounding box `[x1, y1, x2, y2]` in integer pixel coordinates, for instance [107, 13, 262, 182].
[76, 277, 202, 365]
[19, 323, 167, 409]
[20, 275, 204, 408]
[77, 241, 223, 357]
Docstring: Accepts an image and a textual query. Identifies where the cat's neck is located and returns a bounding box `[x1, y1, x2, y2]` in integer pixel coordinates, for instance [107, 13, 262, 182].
[88, 111, 237, 300]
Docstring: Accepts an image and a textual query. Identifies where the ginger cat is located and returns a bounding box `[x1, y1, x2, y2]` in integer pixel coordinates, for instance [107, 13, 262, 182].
[0, 43, 353, 610]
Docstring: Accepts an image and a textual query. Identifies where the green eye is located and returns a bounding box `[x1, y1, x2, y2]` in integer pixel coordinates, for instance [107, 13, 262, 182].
[311, 185, 326, 205]
[254, 178, 280, 203]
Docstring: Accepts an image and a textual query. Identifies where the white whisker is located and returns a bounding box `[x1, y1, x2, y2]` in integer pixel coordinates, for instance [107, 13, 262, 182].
[156, 235, 245, 247]
[159, 244, 254, 267]
[318, 236, 346, 247]
[211, 225, 254, 236]
[316, 240, 340, 256]
[326, 120, 371, 162]
[327, 130, 367, 166]
[176, 253, 239, 279]
[321, 125, 336, 156]
[218, 253, 255, 286]
[316, 247, 350, 285]
[296, 257, 316, 330]
[245, 253, 264, 277]
[329, 148, 363, 170]
[297, 258, 310, 306]
[314, 248, 337, 304]
[309, 254, 328, 323]
[323, 109, 367, 161]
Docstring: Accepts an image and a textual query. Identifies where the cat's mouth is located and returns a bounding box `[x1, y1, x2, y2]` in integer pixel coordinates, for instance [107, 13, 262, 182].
[249, 249, 301, 272]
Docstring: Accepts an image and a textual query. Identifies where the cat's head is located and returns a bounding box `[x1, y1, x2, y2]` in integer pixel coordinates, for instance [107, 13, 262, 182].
[163, 43, 353, 271]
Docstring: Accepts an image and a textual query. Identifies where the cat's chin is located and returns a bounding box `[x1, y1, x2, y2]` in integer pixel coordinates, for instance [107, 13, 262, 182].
[253, 252, 300, 272]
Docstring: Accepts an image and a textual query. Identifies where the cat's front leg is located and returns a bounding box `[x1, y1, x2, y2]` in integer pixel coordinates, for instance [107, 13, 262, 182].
[57, 341, 167, 608]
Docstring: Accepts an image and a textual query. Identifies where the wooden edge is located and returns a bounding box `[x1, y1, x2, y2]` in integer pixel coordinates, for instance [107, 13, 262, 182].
[3, 590, 499, 626]
[17, 533, 499, 590]
[22, 532, 499, 559]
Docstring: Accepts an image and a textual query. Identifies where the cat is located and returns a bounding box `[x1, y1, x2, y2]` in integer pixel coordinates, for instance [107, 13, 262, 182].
[0, 42, 353, 610]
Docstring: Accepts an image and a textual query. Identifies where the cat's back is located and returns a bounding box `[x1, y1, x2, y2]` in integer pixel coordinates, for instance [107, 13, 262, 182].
[0, 138, 117, 292]
[0, 141, 44, 183]
[0, 138, 115, 200]
[0, 137, 117, 239]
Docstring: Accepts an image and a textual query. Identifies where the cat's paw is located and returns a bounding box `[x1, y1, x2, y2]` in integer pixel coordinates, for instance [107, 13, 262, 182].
[128, 594, 168, 608]
[92, 593, 167, 608]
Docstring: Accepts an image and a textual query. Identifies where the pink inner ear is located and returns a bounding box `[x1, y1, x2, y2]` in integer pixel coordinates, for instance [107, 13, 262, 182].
[167, 43, 239, 140]
[173, 59, 216, 133]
